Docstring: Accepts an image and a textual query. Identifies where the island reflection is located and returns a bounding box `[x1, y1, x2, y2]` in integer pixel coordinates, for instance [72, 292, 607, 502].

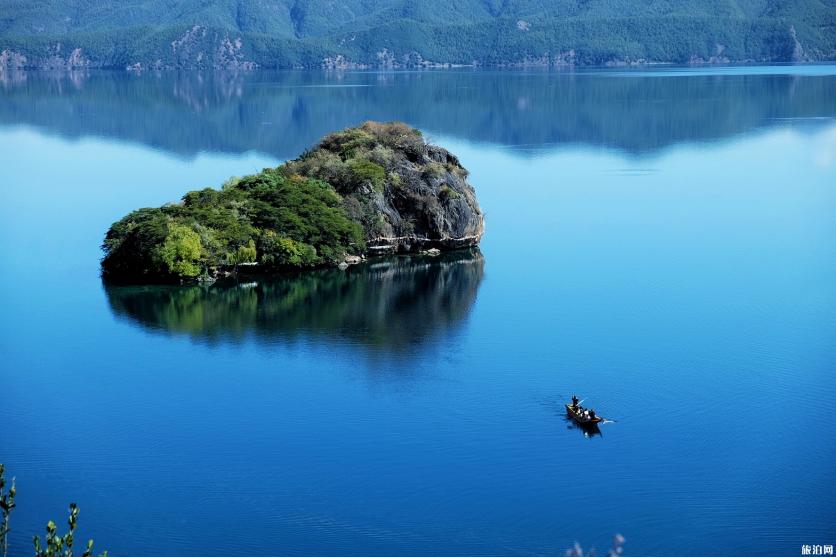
[104, 250, 484, 352]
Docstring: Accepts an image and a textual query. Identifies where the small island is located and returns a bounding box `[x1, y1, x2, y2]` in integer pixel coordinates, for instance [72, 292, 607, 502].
[101, 121, 484, 282]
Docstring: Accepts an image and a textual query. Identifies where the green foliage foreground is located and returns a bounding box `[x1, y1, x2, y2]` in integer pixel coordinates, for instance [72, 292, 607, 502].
[2, 462, 622, 555]
[0, 464, 106, 557]
[1, 464, 15, 557]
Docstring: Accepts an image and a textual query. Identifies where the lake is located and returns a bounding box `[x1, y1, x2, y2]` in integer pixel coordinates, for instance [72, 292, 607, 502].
[1, 66, 835, 556]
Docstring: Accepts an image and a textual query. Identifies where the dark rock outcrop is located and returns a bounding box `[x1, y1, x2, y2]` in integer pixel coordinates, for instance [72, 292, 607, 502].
[283, 121, 484, 255]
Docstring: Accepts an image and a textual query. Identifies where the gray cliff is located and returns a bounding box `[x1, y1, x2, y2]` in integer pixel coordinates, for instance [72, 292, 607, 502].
[283, 121, 485, 255]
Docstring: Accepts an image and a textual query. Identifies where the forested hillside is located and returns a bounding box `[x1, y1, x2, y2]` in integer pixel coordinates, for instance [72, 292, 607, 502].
[1, 0, 834, 68]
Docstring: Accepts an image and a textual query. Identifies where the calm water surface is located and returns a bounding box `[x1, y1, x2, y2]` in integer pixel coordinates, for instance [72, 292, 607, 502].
[1, 67, 835, 556]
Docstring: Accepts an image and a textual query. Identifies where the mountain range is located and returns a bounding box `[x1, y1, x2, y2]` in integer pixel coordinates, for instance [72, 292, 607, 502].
[1, 0, 835, 69]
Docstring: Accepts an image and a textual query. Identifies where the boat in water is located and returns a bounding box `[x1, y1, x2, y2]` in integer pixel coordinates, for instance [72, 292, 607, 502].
[565, 403, 604, 426]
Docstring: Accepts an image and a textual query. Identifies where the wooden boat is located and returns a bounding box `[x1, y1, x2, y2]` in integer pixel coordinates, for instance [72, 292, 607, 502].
[565, 404, 603, 425]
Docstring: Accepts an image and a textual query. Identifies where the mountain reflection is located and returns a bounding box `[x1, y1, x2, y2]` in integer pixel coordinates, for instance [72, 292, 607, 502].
[104, 250, 484, 351]
[2, 69, 834, 157]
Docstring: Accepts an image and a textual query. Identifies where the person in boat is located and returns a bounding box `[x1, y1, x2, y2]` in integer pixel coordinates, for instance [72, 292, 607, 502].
[571, 395, 579, 409]
[589, 409, 596, 420]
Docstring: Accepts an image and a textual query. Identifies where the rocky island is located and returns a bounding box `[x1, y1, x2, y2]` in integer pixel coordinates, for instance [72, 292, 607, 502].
[101, 121, 484, 282]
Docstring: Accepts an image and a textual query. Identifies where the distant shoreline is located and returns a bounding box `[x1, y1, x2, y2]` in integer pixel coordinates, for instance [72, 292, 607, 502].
[2, 60, 836, 74]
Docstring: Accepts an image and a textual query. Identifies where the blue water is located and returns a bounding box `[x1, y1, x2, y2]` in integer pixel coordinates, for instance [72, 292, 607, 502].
[1, 67, 835, 556]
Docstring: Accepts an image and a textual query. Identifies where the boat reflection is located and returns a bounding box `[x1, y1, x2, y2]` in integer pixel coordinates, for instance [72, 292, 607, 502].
[565, 417, 603, 439]
[104, 249, 484, 353]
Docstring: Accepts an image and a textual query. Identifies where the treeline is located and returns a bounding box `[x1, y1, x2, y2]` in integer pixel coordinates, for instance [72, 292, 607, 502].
[1, 5, 834, 68]
[310, 15, 826, 66]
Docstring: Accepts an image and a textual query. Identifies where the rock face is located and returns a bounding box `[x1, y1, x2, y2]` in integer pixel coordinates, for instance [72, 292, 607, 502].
[165, 25, 258, 70]
[0, 50, 27, 71]
[0, 46, 90, 71]
[101, 121, 484, 283]
[283, 121, 484, 255]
